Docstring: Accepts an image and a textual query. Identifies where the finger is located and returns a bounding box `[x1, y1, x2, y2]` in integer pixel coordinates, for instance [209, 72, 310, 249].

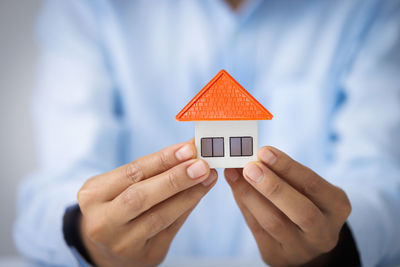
[226, 169, 317, 264]
[143, 208, 193, 263]
[240, 206, 287, 267]
[113, 209, 194, 264]
[258, 146, 345, 215]
[83, 140, 197, 202]
[242, 162, 326, 233]
[225, 168, 302, 246]
[225, 169, 284, 266]
[115, 172, 217, 252]
[109, 163, 214, 225]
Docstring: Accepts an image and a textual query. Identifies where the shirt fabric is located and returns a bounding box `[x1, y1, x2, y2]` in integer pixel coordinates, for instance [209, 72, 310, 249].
[13, 0, 400, 266]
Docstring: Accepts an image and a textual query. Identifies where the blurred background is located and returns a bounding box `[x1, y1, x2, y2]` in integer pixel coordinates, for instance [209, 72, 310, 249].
[0, 0, 42, 257]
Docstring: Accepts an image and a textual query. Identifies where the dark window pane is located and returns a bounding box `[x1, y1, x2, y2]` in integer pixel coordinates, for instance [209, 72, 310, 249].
[201, 138, 212, 157]
[230, 137, 241, 156]
[241, 137, 253, 156]
[213, 138, 224, 157]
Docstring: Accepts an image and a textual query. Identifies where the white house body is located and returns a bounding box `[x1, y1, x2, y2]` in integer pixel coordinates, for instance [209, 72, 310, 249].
[195, 121, 258, 168]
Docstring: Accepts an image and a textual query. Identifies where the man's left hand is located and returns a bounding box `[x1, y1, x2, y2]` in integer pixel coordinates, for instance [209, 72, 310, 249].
[224, 146, 352, 266]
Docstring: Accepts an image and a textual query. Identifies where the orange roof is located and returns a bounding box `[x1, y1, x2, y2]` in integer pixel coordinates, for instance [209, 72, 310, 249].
[176, 69, 273, 121]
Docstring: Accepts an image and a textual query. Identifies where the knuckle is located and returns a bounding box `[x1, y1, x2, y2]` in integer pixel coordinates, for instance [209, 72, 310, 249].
[77, 188, 90, 206]
[77, 186, 94, 209]
[146, 211, 167, 235]
[125, 161, 144, 183]
[85, 217, 107, 242]
[304, 177, 322, 196]
[344, 200, 352, 217]
[278, 158, 293, 177]
[166, 169, 181, 192]
[122, 186, 146, 214]
[265, 180, 282, 198]
[299, 208, 321, 230]
[158, 149, 173, 170]
[336, 188, 352, 218]
[259, 214, 285, 234]
[77, 176, 99, 206]
[236, 182, 253, 198]
[110, 242, 129, 258]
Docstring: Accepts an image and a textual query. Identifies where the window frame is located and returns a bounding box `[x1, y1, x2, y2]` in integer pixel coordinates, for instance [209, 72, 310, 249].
[229, 136, 253, 157]
[201, 137, 225, 157]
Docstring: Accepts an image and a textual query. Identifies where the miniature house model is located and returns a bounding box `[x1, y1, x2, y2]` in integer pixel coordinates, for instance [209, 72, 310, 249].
[176, 70, 273, 168]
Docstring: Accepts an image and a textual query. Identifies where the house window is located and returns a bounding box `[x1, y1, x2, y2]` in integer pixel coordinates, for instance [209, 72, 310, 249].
[201, 137, 224, 157]
[230, 137, 253, 157]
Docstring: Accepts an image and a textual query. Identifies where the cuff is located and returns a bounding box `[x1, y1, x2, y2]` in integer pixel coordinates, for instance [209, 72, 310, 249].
[63, 204, 94, 267]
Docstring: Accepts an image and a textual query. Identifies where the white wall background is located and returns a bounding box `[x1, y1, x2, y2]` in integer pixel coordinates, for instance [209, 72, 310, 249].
[0, 0, 43, 256]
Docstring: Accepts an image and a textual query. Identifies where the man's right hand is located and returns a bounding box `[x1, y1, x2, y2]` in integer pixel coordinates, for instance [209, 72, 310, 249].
[77, 140, 217, 267]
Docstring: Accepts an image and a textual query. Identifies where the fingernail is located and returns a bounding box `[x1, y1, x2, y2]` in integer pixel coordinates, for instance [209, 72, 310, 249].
[226, 168, 239, 183]
[202, 170, 217, 186]
[259, 148, 277, 166]
[244, 163, 264, 183]
[187, 160, 208, 179]
[176, 144, 194, 161]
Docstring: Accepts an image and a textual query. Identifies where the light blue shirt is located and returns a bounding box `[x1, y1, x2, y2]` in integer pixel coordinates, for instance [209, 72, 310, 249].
[14, 0, 400, 266]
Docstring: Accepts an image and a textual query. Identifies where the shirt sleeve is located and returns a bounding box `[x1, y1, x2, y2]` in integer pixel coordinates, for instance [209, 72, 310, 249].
[325, 1, 400, 266]
[13, 1, 124, 265]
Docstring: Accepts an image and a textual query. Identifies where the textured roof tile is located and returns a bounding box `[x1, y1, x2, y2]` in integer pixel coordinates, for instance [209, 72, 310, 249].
[176, 70, 273, 121]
